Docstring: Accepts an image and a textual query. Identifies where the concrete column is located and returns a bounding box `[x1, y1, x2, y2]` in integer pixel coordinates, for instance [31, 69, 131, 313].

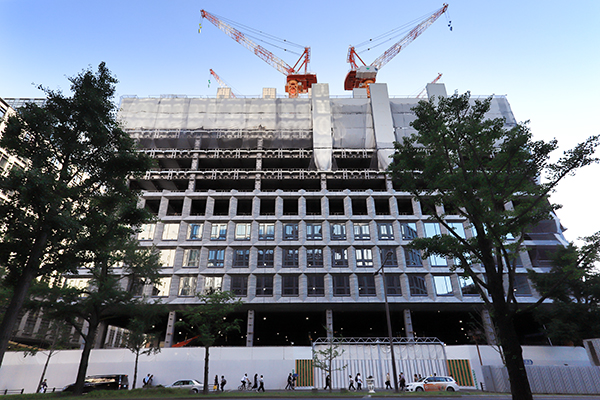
[320, 173, 327, 191]
[403, 309, 415, 338]
[164, 310, 176, 348]
[246, 310, 255, 347]
[326, 309, 333, 338]
[481, 309, 498, 345]
[93, 321, 108, 349]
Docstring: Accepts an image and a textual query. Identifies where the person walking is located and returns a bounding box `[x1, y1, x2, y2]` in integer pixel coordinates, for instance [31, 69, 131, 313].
[385, 372, 391, 389]
[214, 375, 219, 392]
[285, 373, 293, 390]
[220, 376, 227, 391]
[240, 374, 248, 390]
[39, 379, 48, 393]
[324, 374, 331, 390]
[348, 375, 355, 391]
[400, 372, 406, 391]
[258, 375, 265, 392]
[252, 374, 258, 390]
[356, 373, 362, 390]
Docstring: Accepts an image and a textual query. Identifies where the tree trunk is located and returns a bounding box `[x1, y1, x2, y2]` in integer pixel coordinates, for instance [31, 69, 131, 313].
[73, 316, 99, 396]
[203, 346, 210, 394]
[37, 350, 54, 393]
[132, 350, 139, 389]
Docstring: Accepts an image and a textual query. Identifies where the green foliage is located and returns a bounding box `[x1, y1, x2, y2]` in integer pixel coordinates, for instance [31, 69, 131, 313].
[312, 331, 347, 392]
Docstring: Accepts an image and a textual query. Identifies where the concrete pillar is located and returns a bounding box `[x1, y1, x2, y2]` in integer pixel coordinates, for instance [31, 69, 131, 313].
[164, 310, 176, 348]
[403, 309, 415, 338]
[481, 309, 498, 345]
[246, 310, 255, 347]
[93, 321, 108, 349]
[326, 309, 333, 338]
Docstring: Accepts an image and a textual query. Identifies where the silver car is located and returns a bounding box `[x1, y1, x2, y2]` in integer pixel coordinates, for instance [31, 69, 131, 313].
[405, 376, 459, 392]
[166, 379, 203, 393]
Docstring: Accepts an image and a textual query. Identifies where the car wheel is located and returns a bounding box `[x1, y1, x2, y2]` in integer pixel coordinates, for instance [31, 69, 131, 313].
[447, 386, 455, 391]
[191, 389, 198, 393]
[415, 387, 424, 392]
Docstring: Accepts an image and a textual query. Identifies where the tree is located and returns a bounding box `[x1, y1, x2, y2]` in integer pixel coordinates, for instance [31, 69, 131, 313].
[177, 291, 243, 394]
[529, 234, 600, 346]
[0, 62, 154, 367]
[387, 92, 599, 400]
[312, 329, 347, 393]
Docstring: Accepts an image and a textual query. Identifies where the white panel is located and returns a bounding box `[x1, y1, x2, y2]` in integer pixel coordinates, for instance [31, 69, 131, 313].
[311, 83, 333, 171]
[369, 83, 395, 170]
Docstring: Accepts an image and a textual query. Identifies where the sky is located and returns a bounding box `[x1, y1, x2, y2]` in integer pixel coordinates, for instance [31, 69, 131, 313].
[1, 0, 599, 244]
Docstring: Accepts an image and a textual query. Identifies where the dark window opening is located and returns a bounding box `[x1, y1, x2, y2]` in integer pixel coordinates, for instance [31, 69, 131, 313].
[190, 199, 206, 216]
[420, 198, 437, 215]
[328, 198, 345, 215]
[351, 198, 368, 215]
[397, 198, 413, 215]
[327, 179, 386, 191]
[260, 198, 276, 215]
[213, 199, 230, 216]
[195, 179, 255, 192]
[307, 275, 325, 297]
[374, 199, 390, 215]
[145, 199, 161, 216]
[231, 275, 248, 297]
[166, 199, 183, 216]
[305, 199, 321, 215]
[358, 275, 377, 297]
[261, 179, 321, 191]
[237, 199, 253, 216]
[283, 199, 298, 215]
[282, 275, 299, 297]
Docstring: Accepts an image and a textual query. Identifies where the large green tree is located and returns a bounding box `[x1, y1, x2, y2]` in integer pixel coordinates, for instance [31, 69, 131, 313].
[388, 92, 599, 400]
[0, 62, 154, 367]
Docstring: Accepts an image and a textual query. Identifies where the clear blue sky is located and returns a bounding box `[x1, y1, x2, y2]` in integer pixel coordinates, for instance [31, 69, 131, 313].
[1, 0, 599, 243]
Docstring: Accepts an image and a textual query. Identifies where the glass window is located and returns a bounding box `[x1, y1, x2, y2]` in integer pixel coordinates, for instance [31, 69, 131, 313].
[152, 277, 171, 297]
[130, 278, 145, 297]
[183, 249, 200, 268]
[333, 275, 351, 296]
[162, 223, 180, 240]
[210, 223, 227, 240]
[400, 222, 418, 240]
[65, 278, 90, 291]
[204, 276, 222, 294]
[257, 248, 274, 268]
[459, 276, 478, 296]
[378, 222, 394, 240]
[306, 223, 323, 240]
[179, 276, 197, 296]
[429, 254, 448, 267]
[284, 223, 299, 240]
[447, 222, 466, 239]
[258, 223, 275, 240]
[159, 249, 176, 267]
[434, 276, 453, 296]
[138, 224, 156, 240]
[233, 249, 249, 267]
[408, 275, 428, 296]
[306, 248, 323, 267]
[207, 248, 225, 267]
[424, 222, 442, 238]
[514, 275, 532, 296]
[380, 248, 398, 267]
[231, 275, 248, 297]
[255, 275, 273, 296]
[307, 275, 325, 297]
[330, 223, 346, 240]
[353, 223, 370, 240]
[282, 275, 299, 297]
[187, 223, 203, 240]
[355, 248, 373, 267]
[235, 223, 251, 240]
[332, 247, 348, 267]
[404, 248, 422, 267]
[358, 275, 377, 297]
[385, 275, 402, 296]
[283, 248, 299, 268]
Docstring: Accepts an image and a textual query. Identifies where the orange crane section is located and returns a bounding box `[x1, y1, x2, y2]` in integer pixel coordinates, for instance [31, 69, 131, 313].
[209, 69, 237, 98]
[201, 10, 317, 98]
[345, 4, 449, 91]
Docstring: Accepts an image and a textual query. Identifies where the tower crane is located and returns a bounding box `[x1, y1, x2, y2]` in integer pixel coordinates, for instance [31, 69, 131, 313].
[201, 10, 317, 98]
[345, 4, 449, 92]
[416, 73, 443, 98]
[209, 69, 237, 98]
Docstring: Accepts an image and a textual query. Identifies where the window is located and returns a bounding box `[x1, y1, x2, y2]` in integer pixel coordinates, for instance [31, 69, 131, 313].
[138, 224, 156, 240]
[207, 248, 225, 267]
[159, 249, 176, 267]
[378, 222, 394, 240]
[306, 223, 323, 240]
[233, 249, 249, 267]
[231, 275, 248, 297]
[332, 248, 348, 267]
[408, 275, 428, 296]
[385, 275, 402, 296]
[204, 276, 222, 294]
[355, 248, 373, 267]
[187, 223, 203, 240]
[283, 223, 299, 240]
[257, 248, 274, 268]
[400, 222, 418, 240]
[162, 223, 180, 240]
[283, 248, 299, 268]
[307, 275, 325, 297]
[178, 276, 197, 296]
[404, 248, 422, 267]
[130, 278, 145, 297]
[235, 223, 251, 240]
[434, 276, 453, 296]
[380, 248, 398, 267]
[424, 222, 442, 238]
[514, 275, 532, 296]
[330, 223, 346, 240]
[255, 275, 273, 296]
[459, 276, 478, 296]
[182, 249, 200, 268]
[428, 254, 448, 267]
[358, 275, 376, 296]
[211, 223, 227, 241]
[333, 275, 351, 296]
[353, 223, 370, 240]
[152, 277, 171, 297]
[65, 278, 89, 291]
[282, 275, 299, 296]
[447, 222, 466, 239]
[306, 248, 323, 267]
[258, 223, 275, 240]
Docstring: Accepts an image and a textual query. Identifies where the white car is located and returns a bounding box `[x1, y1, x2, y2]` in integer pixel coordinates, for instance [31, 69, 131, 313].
[166, 379, 204, 393]
[405, 376, 459, 392]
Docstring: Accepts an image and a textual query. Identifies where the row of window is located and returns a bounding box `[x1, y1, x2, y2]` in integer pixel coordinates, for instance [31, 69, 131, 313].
[139, 221, 466, 242]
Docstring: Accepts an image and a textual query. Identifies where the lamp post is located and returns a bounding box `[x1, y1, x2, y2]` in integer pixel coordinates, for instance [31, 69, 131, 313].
[375, 251, 399, 393]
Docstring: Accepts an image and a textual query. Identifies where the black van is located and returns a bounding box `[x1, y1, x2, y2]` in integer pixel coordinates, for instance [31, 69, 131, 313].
[63, 375, 129, 393]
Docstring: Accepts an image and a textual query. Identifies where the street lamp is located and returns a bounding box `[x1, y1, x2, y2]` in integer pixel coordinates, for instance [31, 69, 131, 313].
[374, 251, 399, 393]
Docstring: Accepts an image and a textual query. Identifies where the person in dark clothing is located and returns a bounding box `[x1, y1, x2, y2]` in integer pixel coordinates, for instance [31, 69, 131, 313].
[356, 373, 362, 390]
[253, 374, 258, 390]
[258, 375, 265, 392]
[324, 374, 331, 390]
[220, 376, 227, 391]
[214, 375, 219, 391]
[285, 373, 293, 390]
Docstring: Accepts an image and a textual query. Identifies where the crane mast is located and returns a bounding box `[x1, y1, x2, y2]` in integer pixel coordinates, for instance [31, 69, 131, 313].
[345, 3, 449, 91]
[201, 10, 317, 97]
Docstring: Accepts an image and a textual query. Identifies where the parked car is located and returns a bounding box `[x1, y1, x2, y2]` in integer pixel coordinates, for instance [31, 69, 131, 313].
[166, 379, 203, 393]
[405, 376, 459, 392]
[63, 374, 129, 393]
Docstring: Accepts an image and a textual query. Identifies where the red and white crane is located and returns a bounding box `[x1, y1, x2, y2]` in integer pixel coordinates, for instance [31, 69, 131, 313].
[201, 10, 317, 98]
[345, 4, 449, 92]
[209, 69, 237, 98]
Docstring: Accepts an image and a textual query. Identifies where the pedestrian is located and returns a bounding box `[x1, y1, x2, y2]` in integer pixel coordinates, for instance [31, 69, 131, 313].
[292, 373, 297, 389]
[258, 375, 265, 392]
[214, 375, 219, 391]
[324, 374, 331, 390]
[39, 379, 48, 393]
[418, 374, 422, 380]
[143, 374, 151, 387]
[241, 373, 248, 389]
[253, 373, 258, 390]
[285, 373, 293, 390]
[414, 373, 418, 382]
[399, 372, 406, 391]
[348, 375, 355, 391]
[385, 372, 391, 389]
[356, 373, 362, 390]
[148, 375, 153, 386]
[220, 375, 227, 391]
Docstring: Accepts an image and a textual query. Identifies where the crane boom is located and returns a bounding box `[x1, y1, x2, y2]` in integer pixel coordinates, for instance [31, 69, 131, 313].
[209, 69, 237, 98]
